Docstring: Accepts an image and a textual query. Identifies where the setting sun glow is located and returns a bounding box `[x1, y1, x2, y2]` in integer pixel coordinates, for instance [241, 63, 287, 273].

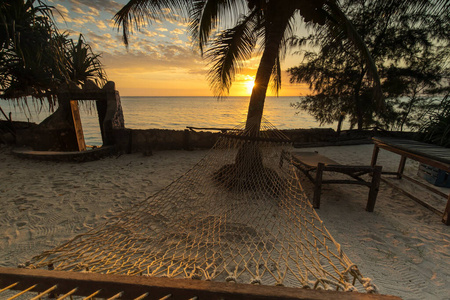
[245, 80, 255, 95]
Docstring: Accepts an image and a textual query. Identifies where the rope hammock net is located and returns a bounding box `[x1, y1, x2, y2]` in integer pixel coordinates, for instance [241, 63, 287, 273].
[24, 119, 377, 293]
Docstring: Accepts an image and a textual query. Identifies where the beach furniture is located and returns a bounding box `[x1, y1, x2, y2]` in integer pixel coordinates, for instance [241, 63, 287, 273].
[281, 150, 382, 211]
[0, 267, 401, 300]
[371, 137, 450, 225]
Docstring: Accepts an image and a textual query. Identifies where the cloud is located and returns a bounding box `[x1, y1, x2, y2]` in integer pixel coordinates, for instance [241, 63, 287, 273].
[171, 28, 184, 35]
[53, 4, 72, 23]
[88, 7, 100, 16]
[95, 20, 107, 30]
[55, 3, 70, 15]
[86, 30, 116, 42]
[71, 6, 84, 14]
[143, 31, 158, 38]
[101, 43, 207, 75]
[67, 0, 123, 15]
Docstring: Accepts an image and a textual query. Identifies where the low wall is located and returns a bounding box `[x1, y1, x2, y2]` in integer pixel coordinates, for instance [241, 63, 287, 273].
[112, 127, 409, 153]
[113, 128, 219, 153]
[1, 120, 418, 154]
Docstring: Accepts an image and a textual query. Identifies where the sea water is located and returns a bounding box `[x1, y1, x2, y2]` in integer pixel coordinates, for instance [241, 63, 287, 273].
[1, 96, 339, 146]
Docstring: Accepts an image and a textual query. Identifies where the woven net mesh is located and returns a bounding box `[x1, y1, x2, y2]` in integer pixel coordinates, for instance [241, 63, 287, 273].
[26, 119, 376, 293]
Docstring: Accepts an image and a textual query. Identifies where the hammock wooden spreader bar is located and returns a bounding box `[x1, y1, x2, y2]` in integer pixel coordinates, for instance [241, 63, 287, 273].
[0, 267, 401, 300]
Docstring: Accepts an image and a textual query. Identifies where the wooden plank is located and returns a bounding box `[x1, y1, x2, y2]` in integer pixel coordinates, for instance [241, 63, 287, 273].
[186, 126, 234, 133]
[292, 152, 339, 167]
[0, 267, 401, 300]
[372, 137, 450, 165]
[323, 165, 374, 173]
[372, 137, 450, 225]
[367, 166, 382, 212]
[70, 100, 86, 151]
[381, 177, 443, 216]
[371, 145, 380, 167]
[402, 175, 448, 198]
[443, 193, 450, 225]
[397, 156, 407, 179]
[313, 163, 324, 209]
[321, 180, 371, 186]
[374, 142, 450, 172]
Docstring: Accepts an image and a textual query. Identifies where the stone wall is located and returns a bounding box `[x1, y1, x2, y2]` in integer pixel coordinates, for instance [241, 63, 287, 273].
[113, 128, 220, 153]
[2, 120, 417, 153]
[112, 128, 345, 153]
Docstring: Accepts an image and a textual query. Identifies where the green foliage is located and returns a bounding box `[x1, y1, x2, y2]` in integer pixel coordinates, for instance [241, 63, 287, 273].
[418, 95, 450, 147]
[0, 0, 63, 101]
[0, 0, 107, 104]
[64, 34, 107, 86]
[381, 53, 448, 131]
[288, 0, 449, 131]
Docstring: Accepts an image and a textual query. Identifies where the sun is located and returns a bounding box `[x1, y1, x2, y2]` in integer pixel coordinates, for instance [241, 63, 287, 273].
[245, 80, 255, 95]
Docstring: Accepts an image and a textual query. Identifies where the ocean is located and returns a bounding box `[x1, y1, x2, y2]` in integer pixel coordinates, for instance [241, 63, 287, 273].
[1, 96, 340, 146]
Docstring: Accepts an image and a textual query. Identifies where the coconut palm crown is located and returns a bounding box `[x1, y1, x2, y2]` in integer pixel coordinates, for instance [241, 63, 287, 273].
[115, 0, 381, 135]
[0, 1, 107, 104]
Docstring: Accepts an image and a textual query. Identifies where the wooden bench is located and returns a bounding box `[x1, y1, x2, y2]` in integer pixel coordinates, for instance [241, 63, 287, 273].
[281, 150, 382, 211]
[371, 137, 450, 225]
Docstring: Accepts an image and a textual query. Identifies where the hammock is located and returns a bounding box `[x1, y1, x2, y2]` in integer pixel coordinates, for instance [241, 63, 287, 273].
[24, 119, 377, 293]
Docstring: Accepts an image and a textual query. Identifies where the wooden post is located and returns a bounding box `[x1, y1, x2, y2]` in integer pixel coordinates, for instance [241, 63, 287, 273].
[96, 100, 107, 145]
[366, 166, 382, 212]
[313, 163, 324, 209]
[70, 100, 86, 151]
[397, 156, 407, 179]
[370, 144, 379, 167]
[336, 113, 345, 136]
[443, 194, 450, 225]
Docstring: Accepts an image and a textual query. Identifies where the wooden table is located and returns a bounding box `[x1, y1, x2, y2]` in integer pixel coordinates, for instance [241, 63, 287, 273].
[281, 151, 382, 211]
[371, 137, 450, 225]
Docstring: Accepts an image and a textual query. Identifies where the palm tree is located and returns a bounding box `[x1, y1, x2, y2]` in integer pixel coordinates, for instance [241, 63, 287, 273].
[1, 1, 107, 105]
[114, 0, 381, 137]
[0, 0, 65, 102]
[64, 34, 108, 86]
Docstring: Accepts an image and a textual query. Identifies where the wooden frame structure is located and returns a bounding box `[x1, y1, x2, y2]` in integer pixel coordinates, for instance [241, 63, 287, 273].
[281, 151, 382, 211]
[0, 267, 401, 300]
[370, 137, 450, 225]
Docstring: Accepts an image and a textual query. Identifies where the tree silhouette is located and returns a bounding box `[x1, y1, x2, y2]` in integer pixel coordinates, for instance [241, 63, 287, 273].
[114, 0, 381, 136]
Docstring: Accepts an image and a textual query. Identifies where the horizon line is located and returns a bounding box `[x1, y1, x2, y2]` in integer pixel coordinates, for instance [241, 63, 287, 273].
[120, 95, 302, 97]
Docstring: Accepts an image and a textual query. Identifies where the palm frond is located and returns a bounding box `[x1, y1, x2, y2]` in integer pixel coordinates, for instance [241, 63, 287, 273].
[189, 0, 247, 54]
[65, 34, 107, 86]
[205, 12, 258, 96]
[114, 0, 192, 45]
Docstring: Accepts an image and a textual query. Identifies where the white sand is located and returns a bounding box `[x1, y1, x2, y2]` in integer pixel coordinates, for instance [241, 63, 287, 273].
[0, 144, 449, 299]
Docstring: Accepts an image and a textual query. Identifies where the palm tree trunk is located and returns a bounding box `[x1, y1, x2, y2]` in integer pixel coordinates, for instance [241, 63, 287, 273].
[245, 5, 292, 137]
[232, 6, 293, 181]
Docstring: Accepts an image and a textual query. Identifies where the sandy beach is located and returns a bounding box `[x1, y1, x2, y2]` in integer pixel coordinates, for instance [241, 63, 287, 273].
[0, 143, 449, 300]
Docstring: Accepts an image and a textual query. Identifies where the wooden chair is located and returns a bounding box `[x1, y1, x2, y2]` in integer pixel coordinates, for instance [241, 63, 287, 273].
[281, 150, 382, 211]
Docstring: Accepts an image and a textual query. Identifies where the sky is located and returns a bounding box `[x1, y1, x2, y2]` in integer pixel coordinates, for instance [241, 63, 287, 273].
[48, 0, 311, 97]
